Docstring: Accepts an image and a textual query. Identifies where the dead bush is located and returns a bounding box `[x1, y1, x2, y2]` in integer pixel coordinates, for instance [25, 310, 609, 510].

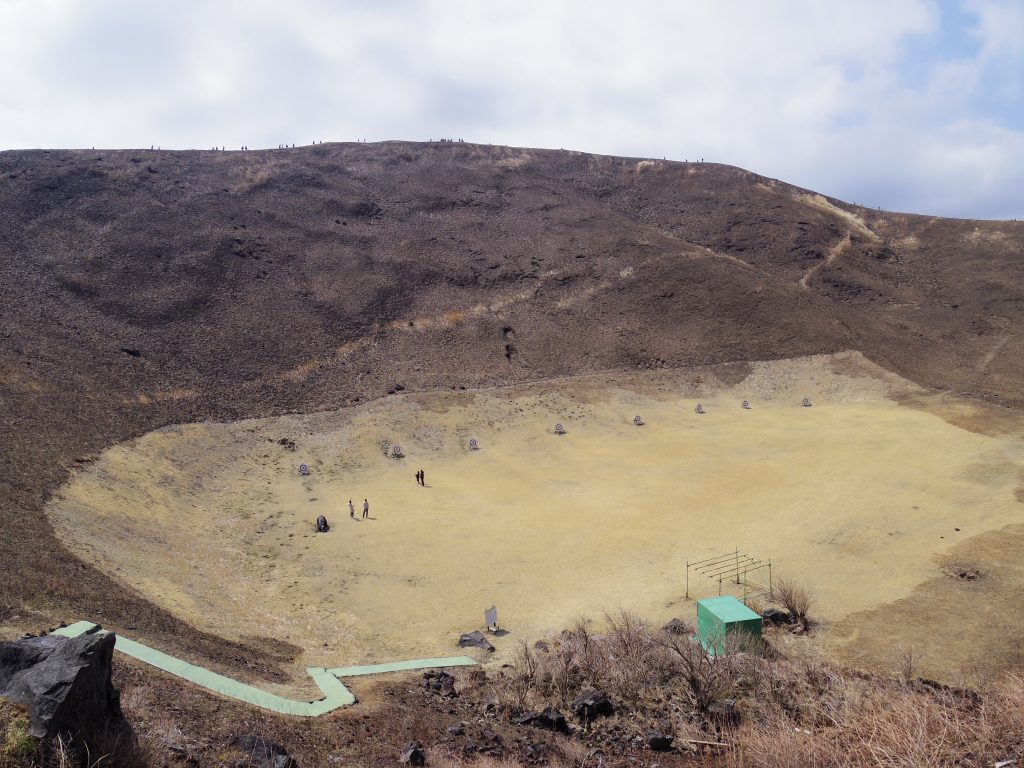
[658, 624, 749, 713]
[774, 579, 812, 631]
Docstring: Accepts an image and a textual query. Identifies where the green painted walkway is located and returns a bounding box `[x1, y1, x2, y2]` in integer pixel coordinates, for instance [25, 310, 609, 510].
[52, 621, 477, 716]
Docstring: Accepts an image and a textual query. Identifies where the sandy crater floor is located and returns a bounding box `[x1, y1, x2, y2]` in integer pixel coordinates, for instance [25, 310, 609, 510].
[47, 352, 1024, 682]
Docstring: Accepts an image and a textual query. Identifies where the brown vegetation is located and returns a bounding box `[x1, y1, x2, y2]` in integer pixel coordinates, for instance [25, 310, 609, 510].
[453, 613, 1024, 768]
[774, 579, 813, 632]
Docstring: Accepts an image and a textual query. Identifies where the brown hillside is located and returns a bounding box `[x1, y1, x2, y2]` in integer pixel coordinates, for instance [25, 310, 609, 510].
[1, 140, 1022, 674]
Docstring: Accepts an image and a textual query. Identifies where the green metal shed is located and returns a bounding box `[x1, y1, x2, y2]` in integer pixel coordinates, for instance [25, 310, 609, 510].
[696, 596, 763, 655]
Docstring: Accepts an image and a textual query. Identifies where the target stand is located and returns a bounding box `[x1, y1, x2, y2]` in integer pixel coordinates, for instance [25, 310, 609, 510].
[469, 438, 479, 451]
[484, 605, 499, 634]
[695, 403, 706, 414]
[633, 415, 645, 426]
[686, 548, 773, 605]
[554, 423, 566, 435]
[298, 463, 310, 476]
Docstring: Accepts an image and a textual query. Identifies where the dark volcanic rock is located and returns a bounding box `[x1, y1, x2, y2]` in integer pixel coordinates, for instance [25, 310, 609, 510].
[230, 734, 298, 768]
[0, 628, 121, 739]
[571, 690, 615, 721]
[646, 731, 674, 752]
[761, 607, 793, 625]
[422, 669, 458, 697]
[458, 631, 494, 651]
[400, 740, 426, 766]
[520, 741, 549, 763]
[515, 706, 568, 733]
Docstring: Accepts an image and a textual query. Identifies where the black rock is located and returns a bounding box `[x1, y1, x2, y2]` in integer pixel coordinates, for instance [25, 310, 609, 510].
[230, 734, 298, 768]
[458, 631, 495, 652]
[571, 690, 614, 721]
[0, 628, 121, 740]
[515, 706, 568, 733]
[520, 741, 549, 763]
[400, 740, 426, 766]
[646, 731, 674, 752]
[438, 674, 457, 698]
[663, 618, 691, 635]
[761, 607, 792, 625]
[422, 669, 458, 697]
[475, 728, 503, 755]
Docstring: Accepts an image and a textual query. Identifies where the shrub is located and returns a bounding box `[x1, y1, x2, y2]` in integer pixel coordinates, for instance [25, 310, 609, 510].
[774, 578, 812, 631]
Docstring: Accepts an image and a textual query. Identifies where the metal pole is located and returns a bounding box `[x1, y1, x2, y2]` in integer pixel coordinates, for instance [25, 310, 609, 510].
[718, 574, 722, 596]
[735, 547, 740, 584]
[768, 560, 773, 600]
[685, 561, 689, 599]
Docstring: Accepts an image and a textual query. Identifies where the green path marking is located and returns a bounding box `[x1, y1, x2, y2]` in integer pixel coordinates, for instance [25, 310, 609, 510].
[330, 656, 476, 677]
[52, 621, 477, 716]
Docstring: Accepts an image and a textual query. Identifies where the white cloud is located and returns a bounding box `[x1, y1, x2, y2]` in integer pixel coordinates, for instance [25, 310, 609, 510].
[0, 0, 1020, 218]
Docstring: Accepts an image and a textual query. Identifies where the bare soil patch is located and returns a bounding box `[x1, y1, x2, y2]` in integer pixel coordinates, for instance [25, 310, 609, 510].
[47, 354, 1024, 682]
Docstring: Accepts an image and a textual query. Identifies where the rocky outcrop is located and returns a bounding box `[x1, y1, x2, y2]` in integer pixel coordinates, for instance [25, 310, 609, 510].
[514, 706, 568, 733]
[422, 669, 458, 697]
[0, 627, 121, 739]
[571, 690, 614, 721]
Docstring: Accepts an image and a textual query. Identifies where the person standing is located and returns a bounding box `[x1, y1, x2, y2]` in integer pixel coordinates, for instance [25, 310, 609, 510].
[363, 498, 369, 519]
[419, 469, 425, 486]
[414, 470, 421, 485]
[348, 499, 355, 519]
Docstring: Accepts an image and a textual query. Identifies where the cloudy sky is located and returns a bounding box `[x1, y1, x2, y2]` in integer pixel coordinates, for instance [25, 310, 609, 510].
[1, 0, 1021, 219]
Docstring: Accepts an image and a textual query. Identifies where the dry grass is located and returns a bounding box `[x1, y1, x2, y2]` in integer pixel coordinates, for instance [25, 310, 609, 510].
[0, 697, 159, 768]
[774, 578, 812, 631]
[454, 610, 1024, 768]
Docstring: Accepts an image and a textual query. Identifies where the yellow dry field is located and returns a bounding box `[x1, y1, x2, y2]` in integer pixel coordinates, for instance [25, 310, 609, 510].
[47, 352, 1024, 682]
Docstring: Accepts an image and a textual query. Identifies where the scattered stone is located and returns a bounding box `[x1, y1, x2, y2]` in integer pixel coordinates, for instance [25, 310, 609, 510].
[447, 723, 465, 736]
[229, 734, 298, 768]
[466, 728, 503, 756]
[944, 563, 981, 581]
[520, 741, 549, 763]
[458, 631, 495, 652]
[400, 740, 426, 766]
[646, 731, 674, 752]
[571, 690, 614, 722]
[663, 618, 690, 635]
[533, 640, 550, 652]
[0, 628, 121, 739]
[422, 670, 458, 697]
